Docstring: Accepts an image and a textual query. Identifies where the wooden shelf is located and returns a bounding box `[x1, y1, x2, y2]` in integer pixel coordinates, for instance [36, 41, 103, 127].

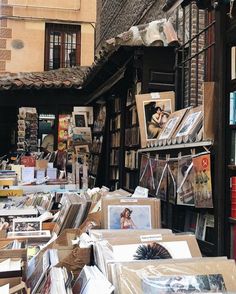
[125, 144, 140, 149]
[137, 140, 213, 153]
[124, 187, 134, 193]
[110, 146, 120, 149]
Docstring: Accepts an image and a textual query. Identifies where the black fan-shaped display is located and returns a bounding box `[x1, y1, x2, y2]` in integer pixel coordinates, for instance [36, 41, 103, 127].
[133, 242, 172, 260]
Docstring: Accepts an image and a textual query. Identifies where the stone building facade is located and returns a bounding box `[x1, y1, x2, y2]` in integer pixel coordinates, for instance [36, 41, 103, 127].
[0, 0, 96, 73]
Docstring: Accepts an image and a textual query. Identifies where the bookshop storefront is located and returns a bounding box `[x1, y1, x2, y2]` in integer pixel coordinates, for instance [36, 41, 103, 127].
[1, 3, 236, 293]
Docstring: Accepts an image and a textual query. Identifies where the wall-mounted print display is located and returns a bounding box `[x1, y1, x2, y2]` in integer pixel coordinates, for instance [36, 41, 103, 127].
[158, 108, 189, 141]
[192, 153, 213, 208]
[174, 106, 203, 139]
[136, 92, 175, 148]
[72, 112, 88, 128]
[177, 156, 195, 206]
[139, 156, 155, 194]
[74, 145, 89, 155]
[93, 104, 106, 133]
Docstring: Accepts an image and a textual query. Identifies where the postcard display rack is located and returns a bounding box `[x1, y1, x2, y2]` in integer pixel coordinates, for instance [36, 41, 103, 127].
[17, 107, 38, 152]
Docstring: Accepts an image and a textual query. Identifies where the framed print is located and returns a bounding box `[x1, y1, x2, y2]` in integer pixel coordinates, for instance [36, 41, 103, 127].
[101, 197, 160, 229]
[158, 108, 189, 141]
[73, 127, 92, 145]
[74, 106, 94, 125]
[13, 218, 42, 232]
[108, 205, 152, 230]
[73, 112, 88, 128]
[174, 106, 203, 139]
[136, 92, 175, 148]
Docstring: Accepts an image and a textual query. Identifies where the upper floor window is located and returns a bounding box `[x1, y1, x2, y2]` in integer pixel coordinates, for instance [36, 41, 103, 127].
[45, 23, 81, 70]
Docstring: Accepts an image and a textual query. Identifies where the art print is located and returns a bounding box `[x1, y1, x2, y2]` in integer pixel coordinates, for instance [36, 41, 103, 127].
[13, 218, 42, 232]
[142, 274, 227, 293]
[136, 92, 175, 148]
[112, 240, 192, 262]
[156, 160, 168, 201]
[107, 205, 151, 230]
[93, 105, 106, 132]
[74, 106, 94, 125]
[75, 145, 89, 155]
[73, 112, 88, 128]
[73, 127, 92, 145]
[139, 155, 154, 192]
[192, 153, 213, 208]
[175, 106, 203, 139]
[168, 159, 178, 204]
[177, 156, 195, 206]
[144, 99, 172, 140]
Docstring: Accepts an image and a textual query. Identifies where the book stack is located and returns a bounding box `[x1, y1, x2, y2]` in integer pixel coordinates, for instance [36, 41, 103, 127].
[0, 170, 17, 186]
[231, 176, 236, 218]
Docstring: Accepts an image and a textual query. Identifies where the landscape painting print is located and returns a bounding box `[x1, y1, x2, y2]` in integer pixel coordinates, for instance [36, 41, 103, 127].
[192, 153, 213, 208]
[107, 205, 151, 230]
[141, 274, 227, 293]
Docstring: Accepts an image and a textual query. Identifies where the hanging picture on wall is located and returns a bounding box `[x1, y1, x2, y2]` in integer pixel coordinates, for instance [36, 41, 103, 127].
[174, 106, 203, 140]
[136, 92, 175, 148]
[158, 108, 190, 141]
[177, 156, 195, 206]
[72, 127, 92, 145]
[139, 155, 154, 193]
[73, 112, 88, 128]
[192, 153, 213, 208]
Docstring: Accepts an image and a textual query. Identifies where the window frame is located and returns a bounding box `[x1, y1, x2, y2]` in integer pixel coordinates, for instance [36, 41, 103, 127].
[44, 23, 81, 71]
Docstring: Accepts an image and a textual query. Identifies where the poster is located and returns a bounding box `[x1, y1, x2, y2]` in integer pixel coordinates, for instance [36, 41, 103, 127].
[192, 153, 213, 208]
[58, 114, 71, 150]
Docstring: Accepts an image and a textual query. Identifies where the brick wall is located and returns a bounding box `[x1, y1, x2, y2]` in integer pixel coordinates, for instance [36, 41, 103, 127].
[96, 0, 166, 51]
[0, 0, 12, 72]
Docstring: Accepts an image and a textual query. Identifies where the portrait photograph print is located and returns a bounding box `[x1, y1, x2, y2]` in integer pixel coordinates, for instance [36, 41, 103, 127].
[136, 92, 175, 148]
[158, 108, 189, 141]
[73, 112, 88, 128]
[13, 218, 42, 232]
[175, 106, 203, 138]
[107, 205, 152, 230]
